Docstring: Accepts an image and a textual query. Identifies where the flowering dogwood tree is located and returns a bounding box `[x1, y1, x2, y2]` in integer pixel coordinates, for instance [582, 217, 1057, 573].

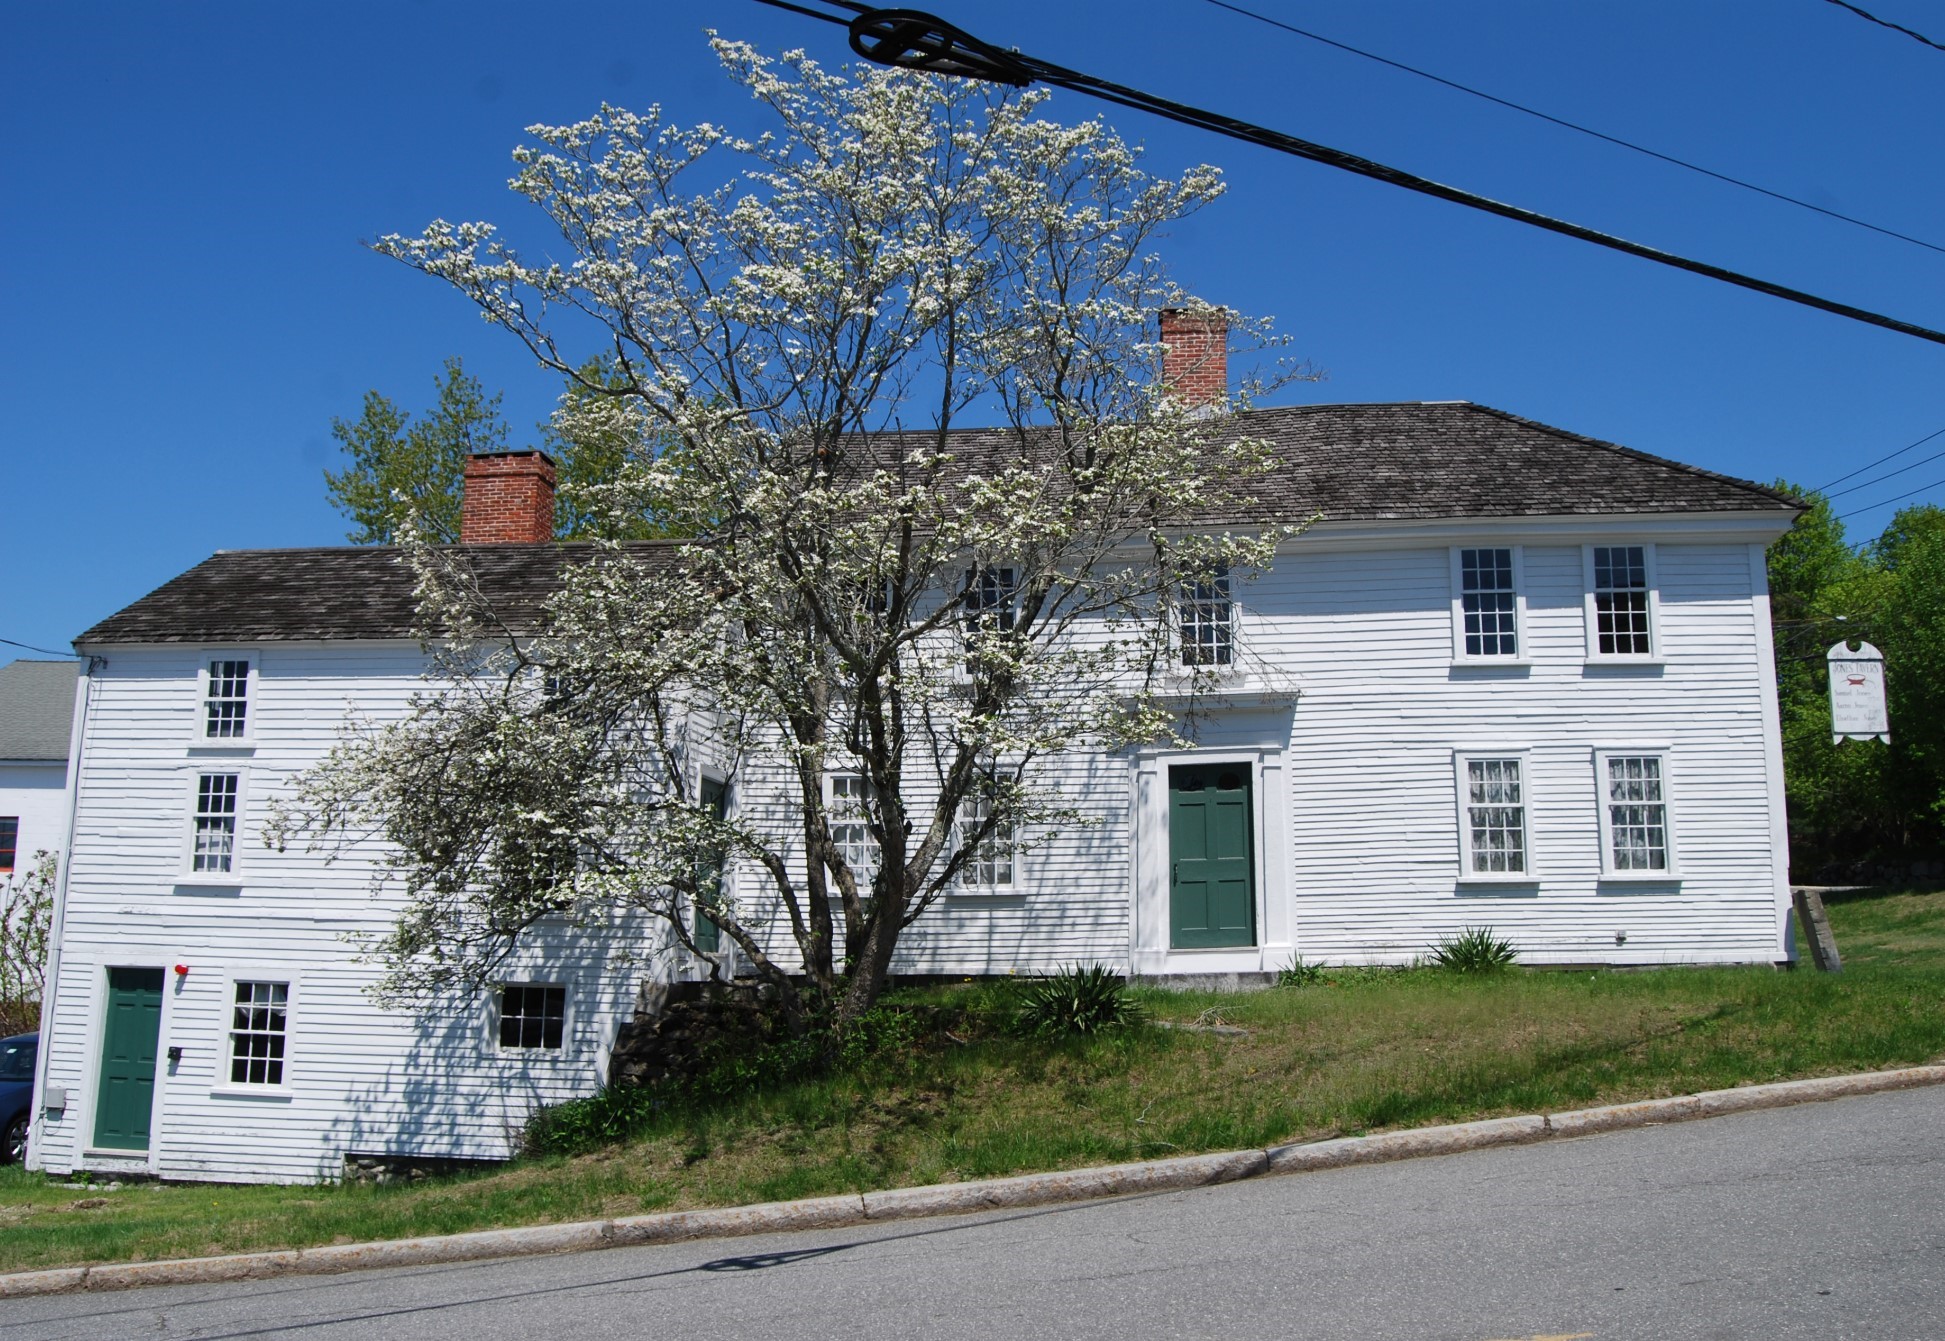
[281, 41, 1308, 1031]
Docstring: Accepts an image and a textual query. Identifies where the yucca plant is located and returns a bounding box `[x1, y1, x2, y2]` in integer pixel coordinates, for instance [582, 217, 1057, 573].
[1013, 963, 1143, 1037]
[1427, 926, 1519, 974]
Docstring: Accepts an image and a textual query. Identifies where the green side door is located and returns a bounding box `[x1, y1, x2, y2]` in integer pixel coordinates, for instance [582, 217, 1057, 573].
[94, 966, 165, 1151]
[1168, 764, 1257, 949]
[695, 778, 728, 953]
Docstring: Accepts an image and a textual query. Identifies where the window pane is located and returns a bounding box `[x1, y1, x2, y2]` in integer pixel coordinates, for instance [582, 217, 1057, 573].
[1592, 547, 1652, 655]
[956, 786, 1016, 887]
[1606, 756, 1669, 870]
[229, 980, 290, 1085]
[500, 983, 567, 1050]
[194, 773, 240, 873]
[206, 659, 250, 738]
[831, 774, 879, 881]
[0, 816, 15, 873]
[1465, 758, 1526, 873]
[1179, 565, 1234, 667]
[1460, 549, 1517, 657]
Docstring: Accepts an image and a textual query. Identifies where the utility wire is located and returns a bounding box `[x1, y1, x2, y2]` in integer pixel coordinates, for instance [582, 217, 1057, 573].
[755, 2, 1945, 348]
[1813, 423, 1945, 491]
[1823, 0, 1945, 54]
[1837, 473, 1945, 520]
[1205, 0, 1945, 257]
[1823, 444, 1945, 499]
[0, 635, 75, 658]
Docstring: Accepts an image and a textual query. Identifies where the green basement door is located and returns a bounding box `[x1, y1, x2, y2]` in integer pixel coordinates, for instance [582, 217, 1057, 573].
[94, 966, 165, 1151]
[1168, 764, 1257, 948]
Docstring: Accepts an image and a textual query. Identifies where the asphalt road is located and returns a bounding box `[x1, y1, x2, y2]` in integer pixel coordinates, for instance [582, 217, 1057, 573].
[8, 1085, 1943, 1341]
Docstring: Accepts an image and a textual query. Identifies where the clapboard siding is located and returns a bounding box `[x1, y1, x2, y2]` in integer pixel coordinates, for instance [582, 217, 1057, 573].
[37, 526, 1789, 1182]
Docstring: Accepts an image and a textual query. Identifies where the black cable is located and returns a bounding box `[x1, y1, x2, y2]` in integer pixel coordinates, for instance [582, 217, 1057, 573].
[1813, 424, 1945, 491]
[1837, 472, 1945, 520]
[1823, 0, 1945, 54]
[1823, 444, 1945, 499]
[1206, 0, 1945, 258]
[756, 3, 1945, 348]
[0, 635, 75, 658]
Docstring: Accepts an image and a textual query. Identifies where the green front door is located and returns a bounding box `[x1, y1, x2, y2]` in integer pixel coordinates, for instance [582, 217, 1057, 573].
[94, 966, 165, 1151]
[1169, 764, 1256, 948]
[695, 778, 728, 953]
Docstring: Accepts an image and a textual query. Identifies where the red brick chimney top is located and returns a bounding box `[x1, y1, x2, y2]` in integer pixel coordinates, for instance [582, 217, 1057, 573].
[1158, 307, 1228, 409]
[461, 450, 557, 545]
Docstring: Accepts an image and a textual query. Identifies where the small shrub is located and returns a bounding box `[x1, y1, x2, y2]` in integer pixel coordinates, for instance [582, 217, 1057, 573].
[1277, 957, 1326, 987]
[1427, 926, 1519, 974]
[1013, 963, 1142, 1037]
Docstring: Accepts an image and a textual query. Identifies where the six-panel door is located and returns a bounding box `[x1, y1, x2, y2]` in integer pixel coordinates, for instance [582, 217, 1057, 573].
[93, 966, 165, 1151]
[1168, 764, 1256, 948]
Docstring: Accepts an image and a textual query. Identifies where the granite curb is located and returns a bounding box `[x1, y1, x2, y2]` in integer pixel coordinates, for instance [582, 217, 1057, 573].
[5, 1062, 1941, 1299]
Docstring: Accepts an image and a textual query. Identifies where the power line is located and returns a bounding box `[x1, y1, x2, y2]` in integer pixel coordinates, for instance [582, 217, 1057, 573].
[1824, 444, 1945, 499]
[1813, 424, 1945, 491]
[0, 635, 75, 658]
[1204, 0, 1945, 257]
[1823, 0, 1945, 54]
[1837, 473, 1945, 520]
[754, 2, 1945, 348]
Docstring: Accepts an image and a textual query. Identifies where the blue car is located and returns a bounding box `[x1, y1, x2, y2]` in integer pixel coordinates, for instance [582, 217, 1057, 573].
[0, 1033, 36, 1164]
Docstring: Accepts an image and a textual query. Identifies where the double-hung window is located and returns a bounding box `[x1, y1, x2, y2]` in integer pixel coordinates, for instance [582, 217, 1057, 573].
[499, 984, 567, 1050]
[1598, 752, 1675, 874]
[192, 772, 241, 873]
[229, 980, 289, 1086]
[1456, 753, 1531, 877]
[962, 566, 1016, 661]
[1179, 565, 1234, 667]
[954, 785, 1016, 889]
[0, 817, 15, 874]
[203, 658, 252, 740]
[1453, 548, 1521, 659]
[1587, 545, 1656, 657]
[829, 774, 879, 884]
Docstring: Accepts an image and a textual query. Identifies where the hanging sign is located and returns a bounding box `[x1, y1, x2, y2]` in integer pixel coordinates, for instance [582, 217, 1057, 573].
[1827, 640, 1889, 743]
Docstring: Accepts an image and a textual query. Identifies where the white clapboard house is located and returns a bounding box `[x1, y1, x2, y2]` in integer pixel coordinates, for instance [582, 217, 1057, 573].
[31, 331, 1800, 1183]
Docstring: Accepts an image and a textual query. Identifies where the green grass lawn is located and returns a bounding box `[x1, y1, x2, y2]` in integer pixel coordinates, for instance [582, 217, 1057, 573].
[2, 885, 1941, 1274]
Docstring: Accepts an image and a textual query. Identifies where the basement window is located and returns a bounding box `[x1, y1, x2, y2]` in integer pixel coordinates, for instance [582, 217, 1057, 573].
[499, 984, 567, 1050]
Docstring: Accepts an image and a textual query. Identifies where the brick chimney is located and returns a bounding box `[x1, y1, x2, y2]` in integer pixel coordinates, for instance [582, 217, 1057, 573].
[1159, 307, 1228, 410]
[461, 450, 557, 544]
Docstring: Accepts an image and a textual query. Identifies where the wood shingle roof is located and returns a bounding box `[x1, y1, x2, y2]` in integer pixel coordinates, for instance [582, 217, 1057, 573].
[76, 402, 1796, 646]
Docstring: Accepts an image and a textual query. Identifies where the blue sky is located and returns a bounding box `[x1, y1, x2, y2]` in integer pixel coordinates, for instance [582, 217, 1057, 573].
[4, 0, 1941, 656]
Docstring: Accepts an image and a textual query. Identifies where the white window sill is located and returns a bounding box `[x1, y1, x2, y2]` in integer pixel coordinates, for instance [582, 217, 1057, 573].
[1455, 873, 1540, 886]
[174, 873, 244, 890]
[1598, 870, 1681, 884]
[947, 886, 1024, 899]
[1450, 659, 1531, 671]
[187, 741, 256, 754]
[209, 1086, 294, 1101]
[1584, 656, 1665, 668]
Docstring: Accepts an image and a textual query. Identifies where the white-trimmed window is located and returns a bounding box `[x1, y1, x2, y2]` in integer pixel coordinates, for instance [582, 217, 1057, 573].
[1586, 545, 1656, 657]
[1178, 564, 1235, 667]
[829, 773, 878, 882]
[955, 785, 1016, 889]
[1598, 752, 1675, 874]
[192, 772, 241, 873]
[1452, 547, 1522, 659]
[201, 657, 254, 740]
[962, 566, 1017, 651]
[228, 980, 290, 1085]
[499, 983, 567, 1050]
[1456, 753, 1531, 876]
